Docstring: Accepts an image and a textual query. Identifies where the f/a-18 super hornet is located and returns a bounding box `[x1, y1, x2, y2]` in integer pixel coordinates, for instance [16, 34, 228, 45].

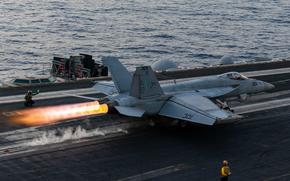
[93, 57, 274, 126]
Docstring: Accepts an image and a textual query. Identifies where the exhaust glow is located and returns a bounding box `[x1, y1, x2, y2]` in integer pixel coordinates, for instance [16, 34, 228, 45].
[10, 101, 108, 126]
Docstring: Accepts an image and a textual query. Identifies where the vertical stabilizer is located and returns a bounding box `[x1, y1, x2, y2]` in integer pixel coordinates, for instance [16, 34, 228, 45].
[130, 66, 164, 99]
[101, 57, 132, 93]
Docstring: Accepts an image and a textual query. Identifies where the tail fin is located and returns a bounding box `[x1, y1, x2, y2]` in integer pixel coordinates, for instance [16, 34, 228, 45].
[101, 57, 132, 93]
[130, 66, 164, 99]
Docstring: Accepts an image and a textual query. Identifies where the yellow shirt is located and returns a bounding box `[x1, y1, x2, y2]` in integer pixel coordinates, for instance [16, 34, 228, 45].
[221, 166, 231, 177]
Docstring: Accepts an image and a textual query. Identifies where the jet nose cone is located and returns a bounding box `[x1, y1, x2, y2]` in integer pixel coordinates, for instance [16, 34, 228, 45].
[265, 82, 275, 90]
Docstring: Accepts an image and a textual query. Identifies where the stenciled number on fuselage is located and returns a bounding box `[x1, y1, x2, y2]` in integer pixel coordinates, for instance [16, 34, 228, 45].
[182, 113, 193, 120]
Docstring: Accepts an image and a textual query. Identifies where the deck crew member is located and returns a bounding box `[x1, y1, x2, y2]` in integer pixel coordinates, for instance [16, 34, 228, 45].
[220, 160, 231, 181]
[24, 90, 39, 107]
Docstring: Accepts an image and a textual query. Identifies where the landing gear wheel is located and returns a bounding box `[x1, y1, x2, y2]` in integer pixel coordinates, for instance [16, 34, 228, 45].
[148, 120, 155, 127]
[178, 121, 187, 128]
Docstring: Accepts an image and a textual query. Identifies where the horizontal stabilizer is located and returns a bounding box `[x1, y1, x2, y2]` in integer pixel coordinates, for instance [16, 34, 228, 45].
[93, 81, 117, 95]
[115, 106, 145, 117]
[159, 93, 234, 125]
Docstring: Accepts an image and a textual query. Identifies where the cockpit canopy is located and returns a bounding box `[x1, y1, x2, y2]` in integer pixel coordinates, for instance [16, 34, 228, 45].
[219, 72, 248, 80]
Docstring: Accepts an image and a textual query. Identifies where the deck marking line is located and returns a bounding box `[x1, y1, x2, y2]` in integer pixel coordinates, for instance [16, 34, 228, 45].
[117, 163, 189, 181]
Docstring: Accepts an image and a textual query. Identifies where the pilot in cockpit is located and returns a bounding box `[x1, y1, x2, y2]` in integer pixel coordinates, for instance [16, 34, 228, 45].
[224, 72, 247, 80]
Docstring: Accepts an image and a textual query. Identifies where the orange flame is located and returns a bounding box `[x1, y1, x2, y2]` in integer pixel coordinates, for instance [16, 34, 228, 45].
[10, 101, 108, 126]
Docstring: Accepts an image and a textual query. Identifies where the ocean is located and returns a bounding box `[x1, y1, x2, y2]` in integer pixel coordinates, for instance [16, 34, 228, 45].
[0, 0, 289, 80]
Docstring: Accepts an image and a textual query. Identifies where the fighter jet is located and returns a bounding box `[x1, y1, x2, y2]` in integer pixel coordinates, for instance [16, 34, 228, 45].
[93, 57, 274, 126]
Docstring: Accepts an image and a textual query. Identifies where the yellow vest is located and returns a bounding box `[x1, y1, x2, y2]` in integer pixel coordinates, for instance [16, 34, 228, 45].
[221, 166, 231, 177]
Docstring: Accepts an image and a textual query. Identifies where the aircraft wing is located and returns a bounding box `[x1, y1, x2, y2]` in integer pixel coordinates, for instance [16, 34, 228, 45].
[196, 86, 238, 98]
[158, 92, 234, 125]
[92, 81, 118, 95]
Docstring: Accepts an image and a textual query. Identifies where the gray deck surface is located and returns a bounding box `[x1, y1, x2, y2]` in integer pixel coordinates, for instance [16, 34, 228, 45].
[0, 106, 289, 181]
[0, 64, 290, 181]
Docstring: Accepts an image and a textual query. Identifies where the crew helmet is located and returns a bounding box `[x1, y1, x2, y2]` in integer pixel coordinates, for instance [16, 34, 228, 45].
[223, 160, 229, 166]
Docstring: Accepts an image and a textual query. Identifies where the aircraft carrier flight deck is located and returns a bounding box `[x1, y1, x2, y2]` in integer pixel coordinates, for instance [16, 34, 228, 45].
[0, 61, 290, 181]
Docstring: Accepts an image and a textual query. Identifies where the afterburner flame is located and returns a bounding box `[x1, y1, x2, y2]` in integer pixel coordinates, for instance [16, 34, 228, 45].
[10, 101, 108, 126]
